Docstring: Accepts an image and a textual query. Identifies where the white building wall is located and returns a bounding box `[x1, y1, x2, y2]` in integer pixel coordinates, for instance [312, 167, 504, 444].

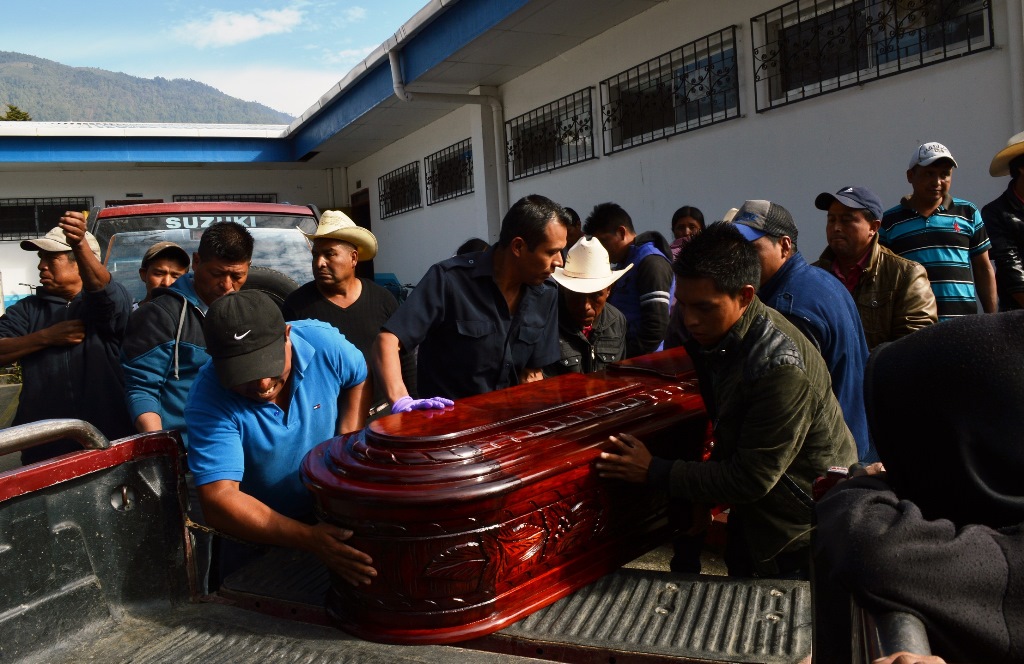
[347, 106, 496, 283]
[345, 0, 1019, 285]
[500, 0, 1016, 260]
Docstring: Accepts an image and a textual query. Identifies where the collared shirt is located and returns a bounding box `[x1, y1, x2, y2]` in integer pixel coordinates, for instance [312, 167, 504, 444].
[384, 248, 559, 400]
[830, 247, 872, 294]
[880, 195, 991, 320]
[185, 320, 366, 519]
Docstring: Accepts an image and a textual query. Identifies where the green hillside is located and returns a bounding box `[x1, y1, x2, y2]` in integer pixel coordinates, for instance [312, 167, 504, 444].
[0, 52, 294, 124]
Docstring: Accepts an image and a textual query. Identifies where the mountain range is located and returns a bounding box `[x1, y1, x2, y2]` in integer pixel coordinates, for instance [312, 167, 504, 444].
[0, 52, 294, 124]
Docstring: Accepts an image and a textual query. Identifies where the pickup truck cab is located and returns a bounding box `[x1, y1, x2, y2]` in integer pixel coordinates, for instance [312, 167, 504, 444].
[88, 202, 320, 305]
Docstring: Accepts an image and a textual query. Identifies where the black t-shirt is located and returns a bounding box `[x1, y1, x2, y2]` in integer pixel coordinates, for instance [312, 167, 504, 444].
[283, 279, 415, 407]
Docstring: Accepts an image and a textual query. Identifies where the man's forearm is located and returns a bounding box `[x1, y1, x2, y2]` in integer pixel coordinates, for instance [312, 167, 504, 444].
[637, 305, 670, 354]
[974, 255, 998, 313]
[0, 331, 50, 365]
[197, 479, 376, 585]
[372, 332, 410, 404]
[199, 480, 317, 549]
[338, 380, 371, 433]
[73, 238, 111, 292]
[134, 412, 164, 433]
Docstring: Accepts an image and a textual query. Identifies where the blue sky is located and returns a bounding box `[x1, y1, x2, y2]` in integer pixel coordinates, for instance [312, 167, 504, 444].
[3, 1, 430, 117]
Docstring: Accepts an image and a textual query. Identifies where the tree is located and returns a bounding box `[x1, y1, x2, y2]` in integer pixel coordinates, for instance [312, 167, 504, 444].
[1, 104, 31, 121]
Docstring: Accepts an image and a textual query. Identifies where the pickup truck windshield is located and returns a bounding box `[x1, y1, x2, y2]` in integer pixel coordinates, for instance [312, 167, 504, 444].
[92, 213, 317, 255]
[105, 228, 311, 302]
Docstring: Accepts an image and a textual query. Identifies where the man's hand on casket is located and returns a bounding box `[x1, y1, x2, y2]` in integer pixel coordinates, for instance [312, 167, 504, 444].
[596, 433, 652, 483]
[310, 522, 378, 586]
[392, 395, 455, 413]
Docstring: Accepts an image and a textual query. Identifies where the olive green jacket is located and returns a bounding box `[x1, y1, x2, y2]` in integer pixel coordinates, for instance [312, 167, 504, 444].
[814, 236, 937, 349]
[660, 297, 857, 575]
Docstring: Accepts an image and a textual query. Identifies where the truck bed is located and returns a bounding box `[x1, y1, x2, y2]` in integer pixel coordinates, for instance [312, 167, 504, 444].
[0, 428, 811, 664]
[220, 547, 811, 663]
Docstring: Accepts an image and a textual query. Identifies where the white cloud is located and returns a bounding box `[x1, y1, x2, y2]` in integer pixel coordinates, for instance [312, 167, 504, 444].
[174, 8, 305, 49]
[323, 45, 376, 66]
[181, 66, 344, 116]
[341, 7, 367, 23]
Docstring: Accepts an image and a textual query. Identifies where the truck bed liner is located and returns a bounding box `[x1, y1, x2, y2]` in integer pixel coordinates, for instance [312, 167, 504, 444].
[28, 603, 540, 664]
[221, 547, 812, 663]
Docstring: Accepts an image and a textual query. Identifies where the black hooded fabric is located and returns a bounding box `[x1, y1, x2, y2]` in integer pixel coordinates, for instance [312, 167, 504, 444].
[814, 311, 1024, 663]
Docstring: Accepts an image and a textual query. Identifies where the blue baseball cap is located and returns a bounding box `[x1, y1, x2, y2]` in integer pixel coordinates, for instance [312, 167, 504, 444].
[814, 186, 884, 221]
[730, 200, 799, 244]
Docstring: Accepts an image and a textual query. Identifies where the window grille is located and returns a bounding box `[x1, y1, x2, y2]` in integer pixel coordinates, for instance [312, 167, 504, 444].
[601, 27, 740, 154]
[0, 197, 94, 240]
[505, 89, 595, 181]
[174, 193, 278, 203]
[751, 0, 992, 112]
[378, 162, 422, 219]
[425, 139, 474, 205]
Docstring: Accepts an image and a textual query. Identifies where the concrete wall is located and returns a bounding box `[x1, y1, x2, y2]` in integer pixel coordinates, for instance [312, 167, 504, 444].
[500, 0, 1015, 260]
[1, 0, 1018, 290]
[351, 0, 1018, 283]
[347, 105, 500, 282]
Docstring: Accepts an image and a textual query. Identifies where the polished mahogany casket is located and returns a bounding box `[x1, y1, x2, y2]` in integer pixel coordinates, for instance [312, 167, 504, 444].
[301, 347, 710, 644]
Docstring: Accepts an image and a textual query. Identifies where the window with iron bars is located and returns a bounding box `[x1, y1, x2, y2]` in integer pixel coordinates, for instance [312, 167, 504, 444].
[425, 139, 474, 205]
[173, 193, 278, 203]
[601, 27, 740, 154]
[505, 89, 595, 181]
[751, 0, 992, 112]
[0, 197, 94, 240]
[378, 162, 422, 219]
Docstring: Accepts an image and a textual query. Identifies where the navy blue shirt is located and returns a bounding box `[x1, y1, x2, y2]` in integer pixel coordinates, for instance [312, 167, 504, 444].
[384, 249, 560, 400]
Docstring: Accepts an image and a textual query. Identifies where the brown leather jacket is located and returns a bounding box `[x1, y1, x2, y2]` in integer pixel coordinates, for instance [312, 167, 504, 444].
[814, 236, 937, 349]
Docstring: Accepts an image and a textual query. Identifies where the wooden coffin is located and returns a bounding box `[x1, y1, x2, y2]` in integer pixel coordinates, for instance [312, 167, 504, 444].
[300, 347, 710, 644]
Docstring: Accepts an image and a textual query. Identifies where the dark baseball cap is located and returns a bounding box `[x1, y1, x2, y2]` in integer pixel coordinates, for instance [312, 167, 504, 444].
[204, 291, 286, 388]
[141, 241, 190, 269]
[731, 200, 799, 244]
[814, 186, 884, 221]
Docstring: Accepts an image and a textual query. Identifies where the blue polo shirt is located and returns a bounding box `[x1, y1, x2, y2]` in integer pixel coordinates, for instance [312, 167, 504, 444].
[880, 196, 991, 320]
[185, 320, 366, 519]
[384, 248, 560, 400]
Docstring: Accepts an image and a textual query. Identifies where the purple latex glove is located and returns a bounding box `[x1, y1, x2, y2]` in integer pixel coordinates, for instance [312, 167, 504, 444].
[391, 395, 455, 413]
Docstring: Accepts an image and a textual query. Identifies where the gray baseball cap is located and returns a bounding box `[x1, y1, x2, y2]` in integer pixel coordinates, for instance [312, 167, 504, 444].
[21, 226, 102, 261]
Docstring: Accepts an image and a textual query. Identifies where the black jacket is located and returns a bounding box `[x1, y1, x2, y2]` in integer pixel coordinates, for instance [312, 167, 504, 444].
[815, 311, 1024, 662]
[0, 283, 133, 463]
[982, 183, 1024, 310]
[651, 297, 856, 575]
[543, 297, 626, 376]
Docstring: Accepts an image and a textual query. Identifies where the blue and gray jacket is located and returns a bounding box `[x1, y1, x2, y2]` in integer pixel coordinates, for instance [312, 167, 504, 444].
[608, 241, 675, 357]
[121, 273, 209, 447]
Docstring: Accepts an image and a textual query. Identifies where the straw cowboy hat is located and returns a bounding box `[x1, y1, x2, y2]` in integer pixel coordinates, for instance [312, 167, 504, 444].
[552, 236, 632, 293]
[303, 210, 378, 261]
[990, 130, 1024, 177]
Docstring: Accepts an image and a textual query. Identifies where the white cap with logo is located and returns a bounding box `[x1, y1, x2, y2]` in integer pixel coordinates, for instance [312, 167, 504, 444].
[909, 142, 958, 169]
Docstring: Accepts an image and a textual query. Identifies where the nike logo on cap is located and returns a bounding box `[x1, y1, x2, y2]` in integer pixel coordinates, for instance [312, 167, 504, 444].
[234, 330, 252, 340]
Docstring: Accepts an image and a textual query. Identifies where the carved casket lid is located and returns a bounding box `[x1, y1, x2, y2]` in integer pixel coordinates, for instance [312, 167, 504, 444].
[303, 348, 704, 508]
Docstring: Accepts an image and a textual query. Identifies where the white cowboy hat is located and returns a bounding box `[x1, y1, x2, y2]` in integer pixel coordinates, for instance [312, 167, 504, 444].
[552, 236, 632, 293]
[990, 130, 1024, 177]
[303, 210, 378, 261]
